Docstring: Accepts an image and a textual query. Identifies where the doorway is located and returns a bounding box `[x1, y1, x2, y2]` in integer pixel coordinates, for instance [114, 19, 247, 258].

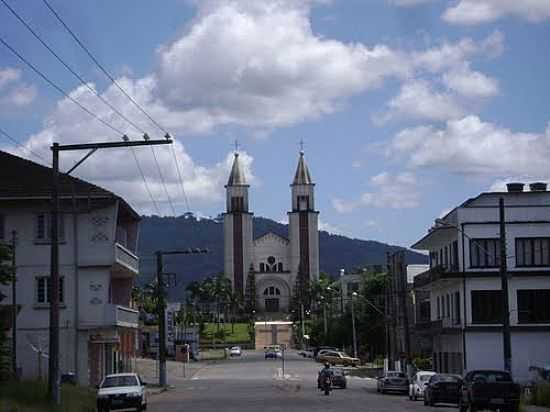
[265, 298, 280, 312]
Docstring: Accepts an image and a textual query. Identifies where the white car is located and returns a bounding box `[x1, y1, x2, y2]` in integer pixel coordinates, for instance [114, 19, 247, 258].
[409, 371, 436, 401]
[96, 373, 147, 412]
[230, 346, 242, 357]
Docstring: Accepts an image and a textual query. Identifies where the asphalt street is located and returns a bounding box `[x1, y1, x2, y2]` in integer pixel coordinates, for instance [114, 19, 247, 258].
[147, 350, 459, 412]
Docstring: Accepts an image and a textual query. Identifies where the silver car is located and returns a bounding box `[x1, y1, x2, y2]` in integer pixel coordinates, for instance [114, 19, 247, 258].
[409, 371, 436, 400]
[377, 371, 409, 394]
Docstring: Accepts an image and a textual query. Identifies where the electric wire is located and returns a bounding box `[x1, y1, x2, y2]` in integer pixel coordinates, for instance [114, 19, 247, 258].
[0, 0, 169, 216]
[41, 0, 191, 214]
[0, 36, 161, 215]
[0, 126, 47, 162]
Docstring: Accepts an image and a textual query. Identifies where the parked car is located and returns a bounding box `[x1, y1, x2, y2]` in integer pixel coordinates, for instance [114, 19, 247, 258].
[265, 346, 282, 359]
[423, 373, 462, 406]
[318, 350, 359, 367]
[459, 369, 520, 412]
[298, 350, 314, 358]
[314, 346, 340, 360]
[409, 371, 436, 400]
[96, 373, 147, 412]
[229, 346, 242, 357]
[377, 371, 409, 394]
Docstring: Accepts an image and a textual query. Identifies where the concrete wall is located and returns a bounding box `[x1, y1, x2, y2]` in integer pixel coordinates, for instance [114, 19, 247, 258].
[254, 322, 293, 348]
[253, 233, 290, 272]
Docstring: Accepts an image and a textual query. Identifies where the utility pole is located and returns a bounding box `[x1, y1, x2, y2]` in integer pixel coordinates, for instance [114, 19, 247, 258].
[48, 137, 172, 404]
[499, 198, 512, 373]
[11, 230, 17, 378]
[351, 292, 357, 359]
[155, 248, 208, 387]
[300, 303, 305, 349]
[339, 269, 345, 315]
[397, 252, 411, 371]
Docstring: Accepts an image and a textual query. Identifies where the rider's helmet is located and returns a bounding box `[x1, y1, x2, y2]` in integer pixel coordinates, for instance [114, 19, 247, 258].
[324, 362, 330, 369]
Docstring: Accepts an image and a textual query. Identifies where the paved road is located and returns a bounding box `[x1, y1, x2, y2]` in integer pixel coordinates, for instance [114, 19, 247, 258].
[147, 350, 458, 412]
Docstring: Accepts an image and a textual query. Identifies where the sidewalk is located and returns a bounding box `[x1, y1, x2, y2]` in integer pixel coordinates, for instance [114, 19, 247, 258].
[525, 406, 550, 412]
[135, 357, 204, 389]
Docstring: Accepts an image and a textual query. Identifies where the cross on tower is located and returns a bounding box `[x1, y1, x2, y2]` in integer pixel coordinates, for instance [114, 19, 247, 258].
[299, 138, 305, 152]
[233, 139, 240, 153]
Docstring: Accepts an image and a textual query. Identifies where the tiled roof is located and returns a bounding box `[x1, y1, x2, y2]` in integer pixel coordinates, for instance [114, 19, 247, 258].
[0, 150, 114, 199]
[226, 152, 247, 186]
[292, 151, 313, 185]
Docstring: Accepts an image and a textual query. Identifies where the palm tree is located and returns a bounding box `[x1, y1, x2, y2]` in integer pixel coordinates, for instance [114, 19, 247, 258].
[228, 291, 243, 334]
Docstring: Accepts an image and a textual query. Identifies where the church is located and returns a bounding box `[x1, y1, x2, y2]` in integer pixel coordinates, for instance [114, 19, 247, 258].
[223, 150, 320, 314]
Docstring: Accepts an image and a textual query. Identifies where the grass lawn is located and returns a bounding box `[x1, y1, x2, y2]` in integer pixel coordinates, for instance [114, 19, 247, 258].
[0, 380, 96, 412]
[200, 322, 251, 344]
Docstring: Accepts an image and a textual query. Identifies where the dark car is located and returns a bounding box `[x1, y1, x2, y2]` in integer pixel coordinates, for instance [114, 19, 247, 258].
[424, 373, 462, 406]
[377, 371, 409, 394]
[459, 369, 520, 412]
[318, 367, 347, 389]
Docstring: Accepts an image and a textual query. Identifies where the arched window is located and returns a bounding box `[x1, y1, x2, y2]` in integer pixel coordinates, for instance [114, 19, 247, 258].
[263, 287, 281, 296]
[259, 263, 265, 272]
[277, 262, 283, 272]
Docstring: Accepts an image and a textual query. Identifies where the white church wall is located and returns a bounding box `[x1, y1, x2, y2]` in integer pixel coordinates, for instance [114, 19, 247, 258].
[223, 213, 234, 287]
[253, 233, 290, 273]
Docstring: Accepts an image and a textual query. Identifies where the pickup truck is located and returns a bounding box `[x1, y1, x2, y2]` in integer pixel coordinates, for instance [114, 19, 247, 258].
[459, 369, 520, 412]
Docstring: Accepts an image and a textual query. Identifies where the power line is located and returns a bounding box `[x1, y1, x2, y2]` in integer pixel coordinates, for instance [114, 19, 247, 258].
[0, 126, 47, 162]
[41, 0, 191, 214]
[0, 36, 124, 136]
[170, 144, 190, 212]
[147, 137, 176, 216]
[0, 36, 162, 215]
[0, 0, 146, 135]
[0, 0, 168, 216]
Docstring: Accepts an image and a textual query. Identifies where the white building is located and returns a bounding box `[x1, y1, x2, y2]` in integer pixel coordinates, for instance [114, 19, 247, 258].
[224, 150, 319, 314]
[0, 151, 140, 386]
[412, 183, 550, 381]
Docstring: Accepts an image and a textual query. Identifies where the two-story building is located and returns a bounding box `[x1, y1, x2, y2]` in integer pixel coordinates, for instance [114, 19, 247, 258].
[412, 183, 550, 381]
[0, 151, 140, 386]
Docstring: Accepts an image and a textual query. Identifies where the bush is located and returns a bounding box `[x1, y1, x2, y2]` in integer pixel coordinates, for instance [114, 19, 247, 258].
[534, 383, 550, 408]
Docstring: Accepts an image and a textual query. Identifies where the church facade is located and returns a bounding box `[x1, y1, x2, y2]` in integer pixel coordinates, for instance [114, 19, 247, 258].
[223, 151, 319, 314]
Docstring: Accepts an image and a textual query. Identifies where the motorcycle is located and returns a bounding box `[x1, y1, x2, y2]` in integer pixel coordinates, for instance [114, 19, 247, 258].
[322, 375, 332, 396]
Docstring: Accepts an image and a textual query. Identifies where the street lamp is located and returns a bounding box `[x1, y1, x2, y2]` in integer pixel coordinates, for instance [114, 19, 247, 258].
[434, 198, 512, 373]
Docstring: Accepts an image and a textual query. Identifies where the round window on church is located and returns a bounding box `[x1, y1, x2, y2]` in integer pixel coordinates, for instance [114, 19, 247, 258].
[267, 256, 276, 265]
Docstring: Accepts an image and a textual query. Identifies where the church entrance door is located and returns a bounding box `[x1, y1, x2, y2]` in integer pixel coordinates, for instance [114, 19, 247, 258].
[265, 298, 279, 313]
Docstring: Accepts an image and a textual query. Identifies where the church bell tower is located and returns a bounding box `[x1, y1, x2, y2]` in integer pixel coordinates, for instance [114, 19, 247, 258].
[288, 151, 320, 287]
[224, 152, 253, 297]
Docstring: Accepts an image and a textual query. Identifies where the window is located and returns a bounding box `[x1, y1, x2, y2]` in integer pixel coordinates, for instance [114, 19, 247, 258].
[259, 263, 265, 272]
[0, 214, 4, 240]
[437, 296, 441, 320]
[231, 196, 245, 212]
[419, 300, 430, 322]
[277, 262, 283, 272]
[446, 294, 450, 319]
[36, 276, 64, 304]
[470, 239, 500, 268]
[444, 246, 449, 268]
[297, 195, 310, 211]
[452, 241, 459, 270]
[516, 238, 550, 267]
[471, 290, 502, 323]
[35, 213, 65, 242]
[517, 289, 550, 323]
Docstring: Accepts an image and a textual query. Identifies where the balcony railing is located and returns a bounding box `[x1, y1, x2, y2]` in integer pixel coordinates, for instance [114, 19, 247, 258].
[104, 304, 139, 328]
[114, 242, 139, 275]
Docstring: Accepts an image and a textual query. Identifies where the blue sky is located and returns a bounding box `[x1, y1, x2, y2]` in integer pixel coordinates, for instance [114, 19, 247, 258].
[1, 0, 550, 247]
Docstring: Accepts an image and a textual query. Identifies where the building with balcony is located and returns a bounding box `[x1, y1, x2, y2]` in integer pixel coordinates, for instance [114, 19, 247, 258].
[0, 151, 140, 386]
[412, 183, 550, 381]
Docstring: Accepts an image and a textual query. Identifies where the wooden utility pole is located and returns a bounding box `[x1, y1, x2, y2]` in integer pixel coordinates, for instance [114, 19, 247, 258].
[499, 198, 512, 372]
[11, 230, 17, 378]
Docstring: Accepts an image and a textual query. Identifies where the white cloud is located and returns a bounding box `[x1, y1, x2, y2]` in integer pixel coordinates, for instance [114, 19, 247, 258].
[443, 0, 550, 25]
[333, 171, 420, 213]
[386, 115, 550, 177]
[388, 0, 434, 6]
[11, 80, 256, 215]
[155, 0, 411, 130]
[0, 67, 36, 109]
[375, 31, 503, 123]
[319, 219, 347, 235]
[0, 67, 20, 88]
[376, 80, 464, 123]
[443, 63, 498, 98]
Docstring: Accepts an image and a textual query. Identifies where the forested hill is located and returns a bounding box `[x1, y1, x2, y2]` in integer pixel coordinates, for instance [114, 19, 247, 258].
[137, 214, 428, 300]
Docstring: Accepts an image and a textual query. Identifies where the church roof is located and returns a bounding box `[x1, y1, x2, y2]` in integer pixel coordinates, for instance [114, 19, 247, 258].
[254, 232, 289, 244]
[292, 151, 313, 185]
[226, 152, 247, 186]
